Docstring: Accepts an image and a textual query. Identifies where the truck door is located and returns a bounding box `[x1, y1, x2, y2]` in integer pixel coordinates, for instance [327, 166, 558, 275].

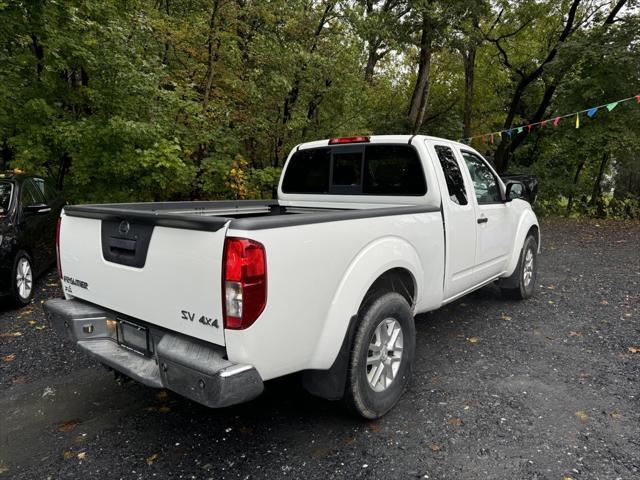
[425, 141, 478, 299]
[458, 149, 514, 280]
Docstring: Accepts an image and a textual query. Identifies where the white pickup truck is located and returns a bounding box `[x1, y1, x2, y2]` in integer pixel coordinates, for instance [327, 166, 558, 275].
[45, 135, 539, 419]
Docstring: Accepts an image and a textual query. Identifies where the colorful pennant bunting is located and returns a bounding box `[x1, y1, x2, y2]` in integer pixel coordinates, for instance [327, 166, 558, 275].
[460, 93, 640, 144]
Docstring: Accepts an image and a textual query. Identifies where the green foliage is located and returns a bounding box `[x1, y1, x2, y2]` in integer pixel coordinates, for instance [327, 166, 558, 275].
[0, 0, 638, 218]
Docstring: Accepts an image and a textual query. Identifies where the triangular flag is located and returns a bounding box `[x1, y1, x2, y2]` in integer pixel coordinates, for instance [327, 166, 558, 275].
[553, 116, 561, 126]
[541, 120, 548, 127]
[606, 102, 618, 111]
[482, 134, 487, 142]
[506, 129, 512, 138]
[517, 127, 523, 134]
[528, 124, 533, 132]
[575, 114, 580, 128]
[636, 95, 640, 104]
[587, 107, 598, 118]
[490, 133, 494, 144]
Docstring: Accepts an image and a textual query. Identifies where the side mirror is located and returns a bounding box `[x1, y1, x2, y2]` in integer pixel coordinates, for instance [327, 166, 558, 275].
[505, 181, 526, 202]
[24, 203, 52, 215]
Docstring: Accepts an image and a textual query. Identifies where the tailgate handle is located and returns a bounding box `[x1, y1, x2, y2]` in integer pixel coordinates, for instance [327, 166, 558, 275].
[108, 237, 137, 252]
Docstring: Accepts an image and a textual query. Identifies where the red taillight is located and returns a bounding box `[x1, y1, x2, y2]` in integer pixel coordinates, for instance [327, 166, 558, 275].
[56, 217, 62, 279]
[328, 136, 370, 145]
[223, 237, 267, 330]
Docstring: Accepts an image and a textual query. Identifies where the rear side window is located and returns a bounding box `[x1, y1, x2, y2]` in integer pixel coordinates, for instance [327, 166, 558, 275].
[434, 145, 467, 205]
[364, 145, 426, 195]
[281, 148, 331, 194]
[282, 144, 426, 196]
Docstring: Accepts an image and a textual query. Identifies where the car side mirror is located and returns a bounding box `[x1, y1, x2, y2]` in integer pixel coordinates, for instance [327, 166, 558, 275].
[24, 203, 52, 215]
[505, 181, 526, 202]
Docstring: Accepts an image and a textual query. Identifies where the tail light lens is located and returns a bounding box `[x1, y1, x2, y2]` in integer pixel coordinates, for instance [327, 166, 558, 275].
[223, 237, 267, 330]
[328, 136, 370, 145]
[56, 217, 62, 279]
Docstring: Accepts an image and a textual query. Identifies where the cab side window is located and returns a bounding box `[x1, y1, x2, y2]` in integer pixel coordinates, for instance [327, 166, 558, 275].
[33, 177, 60, 204]
[434, 145, 468, 205]
[461, 151, 502, 204]
[21, 180, 45, 209]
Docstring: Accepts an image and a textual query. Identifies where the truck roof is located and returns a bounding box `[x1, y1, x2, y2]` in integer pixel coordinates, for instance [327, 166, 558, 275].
[296, 135, 470, 151]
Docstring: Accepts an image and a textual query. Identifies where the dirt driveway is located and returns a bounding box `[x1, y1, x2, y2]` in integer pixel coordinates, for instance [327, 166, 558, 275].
[1, 218, 638, 479]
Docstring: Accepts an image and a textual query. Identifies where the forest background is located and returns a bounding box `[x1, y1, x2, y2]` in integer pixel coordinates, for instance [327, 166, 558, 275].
[1, 0, 639, 218]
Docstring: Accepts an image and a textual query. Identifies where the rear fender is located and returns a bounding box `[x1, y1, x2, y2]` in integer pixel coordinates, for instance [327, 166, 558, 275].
[309, 236, 423, 369]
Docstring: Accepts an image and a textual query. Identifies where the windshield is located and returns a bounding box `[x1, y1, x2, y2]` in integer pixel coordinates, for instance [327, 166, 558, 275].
[0, 181, 13, 215]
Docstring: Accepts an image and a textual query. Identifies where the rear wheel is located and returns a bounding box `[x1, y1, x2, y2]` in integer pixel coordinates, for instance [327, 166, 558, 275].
[344, 292, 415, 419]
[12, 251, 34, 307]
[501, 234, 538, 300]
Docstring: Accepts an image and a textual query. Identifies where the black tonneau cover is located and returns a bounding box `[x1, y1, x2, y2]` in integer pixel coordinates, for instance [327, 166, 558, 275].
[64, 200, 438, 232]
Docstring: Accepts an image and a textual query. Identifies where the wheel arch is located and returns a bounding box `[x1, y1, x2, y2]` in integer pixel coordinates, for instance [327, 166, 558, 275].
[301, 237, 422, 400]
[502, 209, 540, 279]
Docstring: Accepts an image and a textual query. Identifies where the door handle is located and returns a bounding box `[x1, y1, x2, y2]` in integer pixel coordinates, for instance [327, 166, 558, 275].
[477, 217, 488, 224]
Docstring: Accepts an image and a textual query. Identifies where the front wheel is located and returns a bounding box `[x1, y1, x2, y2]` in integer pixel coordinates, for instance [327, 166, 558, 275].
[344, 292, 415, 419]
[11, 251, 34, 307]
[501, 234, 538, 300]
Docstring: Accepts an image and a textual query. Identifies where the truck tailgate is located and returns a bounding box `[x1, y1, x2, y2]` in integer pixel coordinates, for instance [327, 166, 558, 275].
[58, 213, 227, 346]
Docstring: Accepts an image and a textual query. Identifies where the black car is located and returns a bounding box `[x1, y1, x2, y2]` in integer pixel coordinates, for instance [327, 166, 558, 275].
[0, 173, 64, 306]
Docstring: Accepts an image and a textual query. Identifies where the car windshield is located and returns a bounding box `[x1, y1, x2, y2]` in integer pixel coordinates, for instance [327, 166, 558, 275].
[0, 181, 13, 215]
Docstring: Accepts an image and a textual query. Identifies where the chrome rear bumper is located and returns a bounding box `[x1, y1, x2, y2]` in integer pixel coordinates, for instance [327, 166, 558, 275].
[43, 298, 263, 408]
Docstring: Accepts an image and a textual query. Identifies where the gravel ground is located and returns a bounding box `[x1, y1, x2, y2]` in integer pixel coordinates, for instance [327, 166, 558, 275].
[0, 218, 638, 480]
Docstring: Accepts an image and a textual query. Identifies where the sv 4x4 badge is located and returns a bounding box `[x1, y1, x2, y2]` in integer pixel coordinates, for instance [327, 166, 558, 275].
[181, 310, 219, 328]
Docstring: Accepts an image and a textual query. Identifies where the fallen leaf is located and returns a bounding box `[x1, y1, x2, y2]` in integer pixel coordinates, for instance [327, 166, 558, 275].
[567, 331, 582, 337]
[77, 452, 86, 460]
[600, 300, 609, 305]
[2, 353, 16, 362]
[58, 419, 82, 433]
[545, 336, 555, 341]
[35, 325, 46, 330]
[609, 411, 623, 419]
[0, 464, 8, 474]
[63, 451, 74, 460]
[563, 477, 574, 480]
[468, 336, 480, 344]
[427, 442, 442, 452]
[0, 331, 22, 338]
[575, 410, 589, 422]
[447, 417, 463, 426]
[548, 300, 555, 305]
[238, 426, 254, 435]
[500, 314, 512, 321]
[12, 376, 26, 385]
[146, 453, 159, 465]
[368, 422, 382, 433]
[155, 390, 169, 401]
[628, 347, 640, 354]
[28, 320, 37, 326]
[158, 406, 171, 413]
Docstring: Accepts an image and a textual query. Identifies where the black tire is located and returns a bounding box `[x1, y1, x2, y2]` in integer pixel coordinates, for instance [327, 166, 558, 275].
[500, 234, 538, 300]
[344, 292, 415, 419]
[11, 251, 34, 307]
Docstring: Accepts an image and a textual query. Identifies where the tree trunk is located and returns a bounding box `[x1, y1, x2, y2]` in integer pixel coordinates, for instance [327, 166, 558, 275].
[407, 13, 433, 134]
[274, 1, 335, 165]
[462, 44, 476, 139]
[566, 159, 585, 215]
[202, 0, 221, 111]
[590, 152, 609, 206]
